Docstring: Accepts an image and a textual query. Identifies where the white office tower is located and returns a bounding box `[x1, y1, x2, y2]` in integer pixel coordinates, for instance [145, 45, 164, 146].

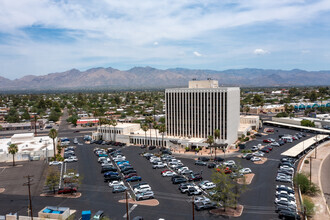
[165, 80, 240, 146]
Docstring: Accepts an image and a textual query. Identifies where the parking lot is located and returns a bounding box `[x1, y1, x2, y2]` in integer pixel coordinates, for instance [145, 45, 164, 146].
[0, 125, 321, 219]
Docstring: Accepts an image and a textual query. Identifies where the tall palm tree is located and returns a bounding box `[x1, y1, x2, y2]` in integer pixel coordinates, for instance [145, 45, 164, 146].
[112, 119, 118, 142]
[158, 124, 166, 149]
[48, 128, 58, 161]
[206, 136, 214, 158]
[141, 123, 149, 146]
[214, 129, 220, 159]
[8, 144, 18, 166]
[153, 122, 158, 148]
[146, 116, 154, 146]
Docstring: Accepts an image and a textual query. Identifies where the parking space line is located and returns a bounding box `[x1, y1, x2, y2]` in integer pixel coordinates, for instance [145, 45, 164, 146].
[123, 204, 137, 218]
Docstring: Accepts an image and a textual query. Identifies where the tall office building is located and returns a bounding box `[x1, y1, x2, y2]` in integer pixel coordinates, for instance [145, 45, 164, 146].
[165, 80, 240, 145]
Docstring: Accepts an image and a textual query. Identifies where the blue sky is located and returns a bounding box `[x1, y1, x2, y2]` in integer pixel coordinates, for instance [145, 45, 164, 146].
[1, 0, 330, 79]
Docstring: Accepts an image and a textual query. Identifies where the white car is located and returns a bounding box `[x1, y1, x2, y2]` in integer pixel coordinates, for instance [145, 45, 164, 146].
[239, 168, 252, 174]
[152, 162, 166, 169]
[199, 181, 216, 190]
[109, 180, 124, 188]
[253, 151, 264, 157]
[162, 171, 177, 177]
[178, 167, 189, 174]
[274, 197, 296, 206]
[49, 161, 63, 166]
[134, 185, 152, 194]
[223, 160, 235, 166]
[251, 157, 261, 162]
[64, 157, 78, 163]
[279, 166, 294, 171]
[194, 196, 211, 203]
[276, 190, 295, 198]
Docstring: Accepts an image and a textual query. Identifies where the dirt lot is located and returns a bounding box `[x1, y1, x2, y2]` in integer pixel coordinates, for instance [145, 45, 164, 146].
[0, 160, 47, 196]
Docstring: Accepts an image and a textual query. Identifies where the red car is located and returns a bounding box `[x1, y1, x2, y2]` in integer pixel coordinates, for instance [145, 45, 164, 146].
[216, 167, 232, 174]
[263, 139, 272, 143]
[124, 173, 137, 179]
[58, 187, 77, 194]
[161, 169, 171, 174]
[267, 146, 273, 151]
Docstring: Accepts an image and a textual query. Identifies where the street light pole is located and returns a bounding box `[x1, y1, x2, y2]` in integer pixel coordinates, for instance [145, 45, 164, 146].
[192, 196, 195, 220]
[23, 175, 34, 220]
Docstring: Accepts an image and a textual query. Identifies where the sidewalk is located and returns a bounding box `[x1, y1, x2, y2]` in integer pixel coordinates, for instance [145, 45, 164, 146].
[300, 142, 330, 220]
[171, 147, 240, 159]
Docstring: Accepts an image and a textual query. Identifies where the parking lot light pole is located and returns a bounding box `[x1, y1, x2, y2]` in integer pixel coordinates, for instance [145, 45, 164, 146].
[125, 191, 129, 220]
[23, 175, 34, 220]
[192, 196, 195, 220]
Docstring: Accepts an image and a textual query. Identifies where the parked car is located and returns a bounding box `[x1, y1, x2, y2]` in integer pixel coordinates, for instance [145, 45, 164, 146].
[172, 177, 187, 184]
[199, 181, 216, 190]
[49, 161, 63, 166]
[104, 175, 121, 182]
[252, 151, 264, 157]
[92, 210, 104, 220]
[260, 148, 270, 153]
[124, 173, 138, 179]
[198, 157, 210, 162]
[126, 176, 142, 182]
[149, 146, 156, 150]
[108, 180, 124, 188]
[187, 186, 202, 196]
[195, 160, 207, 166]
[64, 157, 78, 163]
[263, 139, 272, 143]
[162, 171, 177, 177]
[194, 201, 217, 211]
[58, 187, 77, 194]
[239, 168, 252, 174]
[112, 185, 127, 193]
[134, 185, 152, 194]
[278, 210, 301, 219]
[207, 162, 216, 168]
[136, 191, 154, 201]
[251, 157, 261, 162]
[223, 160, 235, 166]
[188, 173, 203, 182]
[152, 162, 166, 169]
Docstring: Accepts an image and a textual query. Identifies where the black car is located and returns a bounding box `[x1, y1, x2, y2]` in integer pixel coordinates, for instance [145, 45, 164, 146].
[194, 201, 217, 211]
[198, 157, 210, 162]
[195, 160, 207, 166]
[275, 204, 296, 213]
[123, 169, 137, 175]
[255, 133, 262, 137]
[245, 154, 254, 160]
[101, 166, 117, 173]
[214, 157, 224, 162]
[120, 166, 134, 172]
[172, 177, 187, 184]
[149, 146, 156, 150]
[278, 140, 285, 146]
[171, 175, 183, 181]
[104, 175, 121, 182]
[207, 162, 216, 168]
[161, 149, 172, 155]
[279, 134, 284, 138]
[278, 210, 301, 220]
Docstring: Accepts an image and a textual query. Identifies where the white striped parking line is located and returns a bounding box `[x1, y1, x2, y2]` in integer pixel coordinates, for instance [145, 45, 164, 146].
[123, 204, 137, 218]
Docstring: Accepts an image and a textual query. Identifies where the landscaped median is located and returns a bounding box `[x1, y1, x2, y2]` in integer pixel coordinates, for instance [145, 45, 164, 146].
[237, 173, 254, 185]
[118, 198, 159, 206]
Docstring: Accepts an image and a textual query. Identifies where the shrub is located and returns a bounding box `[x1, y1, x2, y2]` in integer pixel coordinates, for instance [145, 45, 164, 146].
[247, 132, 251, 136]
[185, 147, 190, 151]
[304, 159, 309, 164]
[294, 173, 319, 195]
[244, 137, 250, 142]
[303, 197, 315, 217]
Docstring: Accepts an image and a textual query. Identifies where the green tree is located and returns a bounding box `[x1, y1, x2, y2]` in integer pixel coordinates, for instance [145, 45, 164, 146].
[141, 124, 149, 146]
[146, 116, 154, 146]
[243, 106, 250, 115]
[46, 167, 60, 194]
[21, 109, 31, 121]
[48, 129, 58, 161]
[158, 124, 166, 148]
[206, 136, 214, 157]
[211, 169, 236, 211]
[301, 119, 315, 127]
[214, 129, 220, 159]
[5, 108, 20, 123]
[159, 117, 165, 124]
[111, 119, 118, 142]
[153, 122, 158, 148]
[8, 144, 18, 166]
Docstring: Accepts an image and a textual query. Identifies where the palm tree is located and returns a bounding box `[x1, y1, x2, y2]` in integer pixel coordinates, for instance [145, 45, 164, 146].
[8, 144, 18, 166]
[158, 124, 166, 149]
[206, 136, 214, 158]
[112, 119, 118, 142]
[214, 129, 220, 159]
[146, 116, 154, 146]
[141, 124, 149, 146]
[49, 128, 58, 161]
[153, 122, 158, 148]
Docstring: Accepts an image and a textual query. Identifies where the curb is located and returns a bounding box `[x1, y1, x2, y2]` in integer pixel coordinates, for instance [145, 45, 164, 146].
[318, 145, 330, 216]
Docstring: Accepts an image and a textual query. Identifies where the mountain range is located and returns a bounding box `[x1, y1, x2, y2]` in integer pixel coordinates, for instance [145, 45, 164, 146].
[1, 67, 329, 91]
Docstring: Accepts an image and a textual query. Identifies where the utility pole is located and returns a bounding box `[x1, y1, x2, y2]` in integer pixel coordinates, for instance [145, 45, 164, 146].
[23, 175, 34, 220]
[315, 134, 318, 159]
[192, 196, 195, 220]
[125, 191, 129, 220]
[309, 156, 312, 184]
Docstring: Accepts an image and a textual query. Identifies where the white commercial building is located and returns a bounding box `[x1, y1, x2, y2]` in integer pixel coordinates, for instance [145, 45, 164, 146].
[0, 133, 56, 162]
[93, 80, 241, 148]
[165, 80, 240, 146]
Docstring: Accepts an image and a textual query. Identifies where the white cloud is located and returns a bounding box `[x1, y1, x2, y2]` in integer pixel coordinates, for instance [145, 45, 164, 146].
[193, 51, 202, 57]
[253, 48, 269, 55]
[153, 41, 159, 46]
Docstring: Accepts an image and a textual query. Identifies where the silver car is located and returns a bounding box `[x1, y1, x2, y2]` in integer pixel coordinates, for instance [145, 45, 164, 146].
[136, 191, 154, 201]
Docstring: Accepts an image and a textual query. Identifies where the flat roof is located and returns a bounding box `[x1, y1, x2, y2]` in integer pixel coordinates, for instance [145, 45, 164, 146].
[281, 135, 329, 157]
[263, 121, 330, 134]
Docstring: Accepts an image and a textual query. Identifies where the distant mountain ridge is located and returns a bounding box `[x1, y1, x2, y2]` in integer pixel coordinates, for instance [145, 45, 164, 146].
[1, 67, 329, 91]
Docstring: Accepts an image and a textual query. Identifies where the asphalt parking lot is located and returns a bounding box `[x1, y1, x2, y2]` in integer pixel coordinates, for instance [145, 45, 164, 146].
[0, 125, 319, 219]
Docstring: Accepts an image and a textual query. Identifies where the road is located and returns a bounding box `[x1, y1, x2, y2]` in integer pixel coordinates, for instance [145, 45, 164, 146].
[321, 153, 330, 207]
